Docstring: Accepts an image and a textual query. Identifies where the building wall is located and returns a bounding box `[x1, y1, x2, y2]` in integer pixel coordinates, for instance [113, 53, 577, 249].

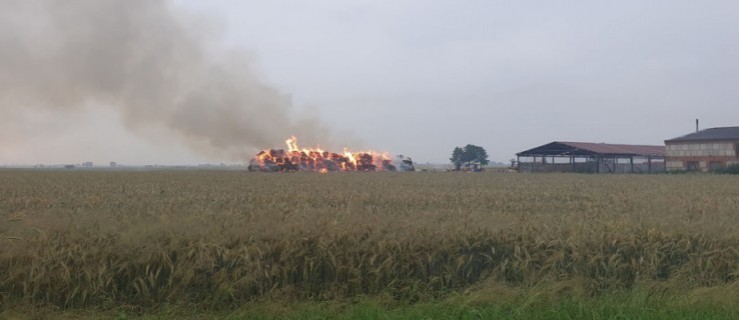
[665, 140, 739, 171]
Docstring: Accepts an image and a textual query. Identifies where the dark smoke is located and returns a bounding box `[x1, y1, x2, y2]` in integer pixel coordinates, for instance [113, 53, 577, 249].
[0, 0, 329, 160]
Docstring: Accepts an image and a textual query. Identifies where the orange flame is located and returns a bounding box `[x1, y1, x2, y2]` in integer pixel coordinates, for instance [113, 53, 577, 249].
[285, 136, 299, 152]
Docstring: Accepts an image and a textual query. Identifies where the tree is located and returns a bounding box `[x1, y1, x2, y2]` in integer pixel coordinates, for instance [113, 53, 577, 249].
[450, 144, 489, 170]
[451, 147, 464, 170]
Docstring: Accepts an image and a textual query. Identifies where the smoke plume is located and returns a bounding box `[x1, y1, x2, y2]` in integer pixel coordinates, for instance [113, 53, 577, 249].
[0, 0, 329, 160]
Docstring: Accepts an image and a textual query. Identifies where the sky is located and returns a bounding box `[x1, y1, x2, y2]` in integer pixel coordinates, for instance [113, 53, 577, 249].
[2, 0, 738, 165]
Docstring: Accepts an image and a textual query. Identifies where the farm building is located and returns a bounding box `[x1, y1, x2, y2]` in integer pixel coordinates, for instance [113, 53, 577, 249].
[515, 141, 665, 173]
[664, 126, 739, 172]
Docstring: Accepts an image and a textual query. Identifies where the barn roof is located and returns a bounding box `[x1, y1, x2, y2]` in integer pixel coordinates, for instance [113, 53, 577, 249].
[517, 141, 665, 157]
[665, 126, 739, 143]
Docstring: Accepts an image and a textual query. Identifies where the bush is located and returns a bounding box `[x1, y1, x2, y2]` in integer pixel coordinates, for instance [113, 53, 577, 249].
[716, 163, 739, 174]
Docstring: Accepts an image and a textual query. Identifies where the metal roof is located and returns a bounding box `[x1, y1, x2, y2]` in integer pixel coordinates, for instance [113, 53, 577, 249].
[517, 141, 665, 157]
[665, 126, 739, 143]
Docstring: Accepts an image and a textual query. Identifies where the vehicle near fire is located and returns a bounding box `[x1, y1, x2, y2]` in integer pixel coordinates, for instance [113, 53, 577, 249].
[398, 155, 415, 171]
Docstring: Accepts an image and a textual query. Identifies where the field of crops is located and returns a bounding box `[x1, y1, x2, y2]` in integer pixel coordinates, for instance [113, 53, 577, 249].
[0, 170, 737, 317]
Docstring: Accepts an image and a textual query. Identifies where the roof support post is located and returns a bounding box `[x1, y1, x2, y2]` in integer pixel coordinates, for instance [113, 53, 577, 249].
[571, 156, 575, 172]
[647, 156, 652, 173]
[630, 156, 634, 173]
[516, 155, 520, 172]
[542, 156, 546, 172]
[612, 157, 617, 173]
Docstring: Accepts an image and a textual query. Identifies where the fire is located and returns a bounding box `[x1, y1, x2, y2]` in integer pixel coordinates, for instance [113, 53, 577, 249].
[248, 136, 399, 172]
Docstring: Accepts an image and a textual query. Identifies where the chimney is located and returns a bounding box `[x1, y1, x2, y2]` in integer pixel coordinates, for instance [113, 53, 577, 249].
[695, 119, 699, 133]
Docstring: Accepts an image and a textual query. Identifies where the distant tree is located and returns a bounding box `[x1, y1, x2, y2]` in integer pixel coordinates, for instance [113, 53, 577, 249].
[450, 144, 489, 170]
[451, 147, 464, 170]
[464, 144, 489, 166]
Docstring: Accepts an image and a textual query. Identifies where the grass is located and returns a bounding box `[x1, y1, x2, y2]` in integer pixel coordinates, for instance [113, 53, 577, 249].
[3, 287, 737, 319]
[0, 170, 737, 317]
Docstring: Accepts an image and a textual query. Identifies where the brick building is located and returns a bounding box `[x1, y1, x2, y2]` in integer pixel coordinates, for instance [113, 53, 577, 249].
[664, 127, 739, 172]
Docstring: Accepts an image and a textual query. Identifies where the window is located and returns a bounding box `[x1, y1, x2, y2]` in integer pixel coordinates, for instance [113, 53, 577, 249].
[686, 161, 700, 171]
[709, 161, 724, 171]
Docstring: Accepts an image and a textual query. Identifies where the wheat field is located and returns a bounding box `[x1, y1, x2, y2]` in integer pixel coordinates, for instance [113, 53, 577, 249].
[0, 170, 737, 310]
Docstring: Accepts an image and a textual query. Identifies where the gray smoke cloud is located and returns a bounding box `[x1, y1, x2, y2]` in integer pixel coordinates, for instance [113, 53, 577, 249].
[0, 0, 329, 160]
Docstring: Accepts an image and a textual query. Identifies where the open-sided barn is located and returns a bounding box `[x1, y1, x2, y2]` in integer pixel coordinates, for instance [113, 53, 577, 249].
[665, 126, 739, 172]
[516, 141, 665, 173]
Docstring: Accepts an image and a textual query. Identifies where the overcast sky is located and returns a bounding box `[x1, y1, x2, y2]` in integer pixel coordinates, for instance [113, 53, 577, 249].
[2, 0, 738, 165]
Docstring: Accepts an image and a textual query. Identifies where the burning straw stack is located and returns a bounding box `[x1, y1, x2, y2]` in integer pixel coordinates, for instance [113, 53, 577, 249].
[248, 137, 396, 172]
